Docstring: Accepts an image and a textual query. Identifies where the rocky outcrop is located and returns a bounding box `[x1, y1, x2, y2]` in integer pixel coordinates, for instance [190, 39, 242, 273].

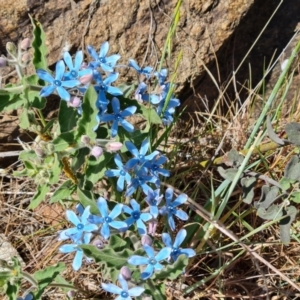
[0, 0, 254, 96]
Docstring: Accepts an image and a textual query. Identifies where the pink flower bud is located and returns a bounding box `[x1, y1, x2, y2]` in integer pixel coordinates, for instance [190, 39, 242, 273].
[35, 148, 45, 158]
[20, 38, 31, 51]
[21, 53, 31, 64]
[120, 266, 132, 281]
[67, 290, 75, 298]
[148, 220, 158, 236]
[0, 57, 7, 68]
[80, 135, 90, 145]
[91, 146, 103, 159]
[68, 96, 81, 108]
[106, 141, 123, 152]
[92, 238, 104, 249]
[79, 73, 93, 85]
[141, 234, 153, 246]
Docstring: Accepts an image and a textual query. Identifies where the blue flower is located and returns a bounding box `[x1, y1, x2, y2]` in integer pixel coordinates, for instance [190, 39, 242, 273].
[125, 170, 158, 197]
[58, 206, 98, 243]
[162, 229, 196, 261]
[101, 274, 144, 300]
[59, 232, 92, 271]
[105, 154, 131, 192]
[17, 293, 33, 300]
[125, 138, 159, 169]
[36, 60, 80, 101]
[123, 199, 152, 235]
[87, 42, 121, 72]
[154, 68, 168, 85]
[134, 82, 149, 102]
[101, 97, 137, 137]
[87, 197, 127, 239]
[144, 188, 163, 218]
[146, 155, 170, 177]
[129, 59, 153, 78]
[159, 188, 188, 231]
[63, 50, 92, 80]
[128, 245, 171, 280]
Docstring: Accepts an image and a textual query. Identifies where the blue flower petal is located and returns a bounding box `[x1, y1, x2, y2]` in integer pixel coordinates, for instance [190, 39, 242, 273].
[104, 72, 119, 85]
[162, 233, 172, 248]
[121, 106, 137, 117]
[74, 50, 83, 70]
[101, 282, 122, 295]
[141, 264, 154, 280]
[97, 197, 109, 217]
[61, 79, 80, 88]
[81, 206, 91, 224]
[106, 54, 121, 67]
[40, 85, 56, 97]
[128, 59, 140, 71]
[174, 209, 189, 221]
[165, 188, 174, 203]
[87, 215, 103, 224]
[107, 85, 123, 96]
[72, 249, 83, 271]
[101, 222, 110, 239]
[87, 45, 99, 61]
[63, 52, 74, 70]
[180, 248, 196, 258]
[57, 86, 71, 101]
[59, 244, 76, 253]
[168, 214, 176, 231]
[109, 203, 123, 219]
[136, 219, 147, 235]
[128, 255, 149, 265]
[110, 220, 127, 230]
[55, 60, 65, 80]
[117, 175, 125, 191]
[174, 229, 186, 248]
[66, 210, 80, 226]
[172, 194, 188, 207]
[99, 41, 109, 58]
[143, 244, 155, 258]
[111, 120, 119, 137]
[140, 213, 152, 222]
[36, 69, 54, 83]
[125, 141, 139, 157]
[118, 274, 128, 291]
[155, 247, 172, 261]
[111, 97, 120, 114]
[105, 169, 120, 177]
[120, 120, 134, 133]
[128, 286, 145, 297]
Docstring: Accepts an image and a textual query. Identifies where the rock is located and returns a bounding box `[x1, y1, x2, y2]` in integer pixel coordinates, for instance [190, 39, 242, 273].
[0, 0, 254, 98]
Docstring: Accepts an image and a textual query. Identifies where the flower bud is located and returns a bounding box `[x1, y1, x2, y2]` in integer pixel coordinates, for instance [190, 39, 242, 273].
[80, 135, 90, 145]
[106, 141, 122, 152]
[67, 290, 75, 298]
[21, 53, 31, 64]
[35, 148, 45, 158]
[6, 42, 17, 57]
[90, 146, 103, 159]
[120, 266, 132, 281]
[0, 57, 7, 68]
[148, 220, 157, 236]
[92, 238, 104, 249]
[68, 96, 81, 108]
[20, 38, 31, 51]
[141, 234, 152, 246]
[79, 73, 93, 85]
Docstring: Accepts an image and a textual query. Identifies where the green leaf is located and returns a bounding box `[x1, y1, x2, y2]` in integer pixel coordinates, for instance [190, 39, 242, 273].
[29, 184, 50, 210]
[75, 86, 98, 141]
[241, 177, 256, 204]
[52, 131, 77, 152]
[257, 204, 282, 220]
[72, 148, 90, 172]
[152, 254, 189, 280]
[58, 100, 80, 133]
[217, 167, 240, 181]
[284, 155, 300, 181]
[117, 83, 136, 98]
[227, 149, 244, 167]
[0, 93, 24, 112]
[85, 153, 111, 184]
[48, 153, 61, 184]
[279, 177, 293, 190]
[6, 281, 19, 300]
[254, 185, 279, 209]
[33, 263, 65, 299]
[19, 107, 30, 129]
[285, 122, 300, 146]
[77, 187, 98, 213]
[279, 206, 297, 244]
[290, 191, 300, 203]
[50, 180, 76, 203]
[29, 15, 49, 71]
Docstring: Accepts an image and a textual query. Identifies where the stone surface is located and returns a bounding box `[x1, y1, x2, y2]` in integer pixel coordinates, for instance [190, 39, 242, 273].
[0, 0, 254, 96]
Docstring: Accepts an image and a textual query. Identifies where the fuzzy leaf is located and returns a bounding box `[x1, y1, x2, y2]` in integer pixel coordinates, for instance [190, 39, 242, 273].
[28, 184, 50, 210]
[290, 191, 300, 203]
[285, 122, 300, 146]
[58, 100, 80, 134]
[77, 187, 98, 214]
[75, 86, 98, 141]
[49, 153, 61, 184]
[241, 177, 256, 204]
[29, 15, 49, 71]
[279, 206, 297, 244]
[0, 93, 24, 112]
[217, 167, 240, 181]
[24, 75, 46, 109]
[50, 180, 76, 203]
[266, 116, 285, 145]
[152, 254, 189, 280]
[52, 131, 77, 152]
[33, 263, 65, 299]
[284, 155, 300, 181]
[254, 185, 279, 209]
[257, 204, 282, 220]
[279, 177, 293, 190]
[226, 149, 244, 167]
